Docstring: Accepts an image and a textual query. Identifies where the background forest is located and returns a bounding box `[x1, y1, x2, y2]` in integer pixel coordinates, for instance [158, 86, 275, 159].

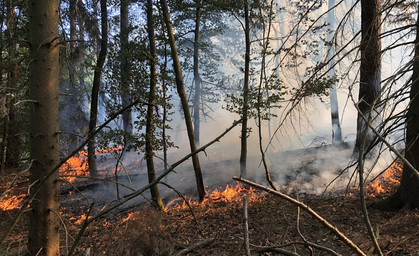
[0, 0, 418, 255]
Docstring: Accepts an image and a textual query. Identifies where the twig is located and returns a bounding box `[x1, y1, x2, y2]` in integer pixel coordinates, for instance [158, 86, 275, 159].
[296, 205, 313, 255]
[357, 103, 384, 256]
[243, 195, 251, 256]
[233, 177, 367, 256]
[67, 203, 94, 256]
[354, 103, 419, 178]
[257, 247, 301, 256]
[172, 238, 215, 256]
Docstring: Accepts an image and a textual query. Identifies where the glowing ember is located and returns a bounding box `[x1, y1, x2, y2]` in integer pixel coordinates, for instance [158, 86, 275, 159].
[167, 182, 259, 210]
[368, 162, 402, 197]
[122, 212, 136, 222]
[71, 213, 87, 225]
[0, 193, 27, 211]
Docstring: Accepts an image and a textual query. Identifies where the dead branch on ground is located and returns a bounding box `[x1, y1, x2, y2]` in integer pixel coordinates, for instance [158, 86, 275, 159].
[171, 238, 214, 256]
[233, 176, 367, 256]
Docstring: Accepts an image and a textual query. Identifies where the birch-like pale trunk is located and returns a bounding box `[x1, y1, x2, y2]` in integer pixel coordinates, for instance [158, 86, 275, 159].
[327, 0, 343, 145]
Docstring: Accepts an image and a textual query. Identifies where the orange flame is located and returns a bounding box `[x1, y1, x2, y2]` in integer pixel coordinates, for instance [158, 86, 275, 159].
[59, 153, 88, 183]
[122, 212, 136, 222]
[59, 147, 123, 183]
[368, 162, 402, 197]
[167, 182, 258, 210]
[0, 193, 26, 211]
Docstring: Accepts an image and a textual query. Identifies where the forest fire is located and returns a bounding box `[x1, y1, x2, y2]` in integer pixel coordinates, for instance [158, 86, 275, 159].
[367, 161, 402, 197]
[59, 147, 123, 183]
[0, 193, 26, 211]
[60, 152, 89, 183]
[167, 182, 260, 210]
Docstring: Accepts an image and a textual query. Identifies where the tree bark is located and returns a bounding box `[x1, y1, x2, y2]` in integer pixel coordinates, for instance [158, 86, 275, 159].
[87, 0, 108, 176]
[146, 0, 164, 210]
[327, 0, 343, 145]
[240, 0, 250, 178]
[27, 0, 60, 254]
[5, 0, 21, 168]
[120, 0, 132, 144]
[0, 1, 4, 174]
[193, 0, 201, 147]
[160, 0, 206, 201]
[373, 6, 419, 210]
[354, 0, 381, 154]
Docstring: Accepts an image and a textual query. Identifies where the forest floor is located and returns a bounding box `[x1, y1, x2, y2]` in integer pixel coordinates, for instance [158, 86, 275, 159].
[1, 167, 419, 256]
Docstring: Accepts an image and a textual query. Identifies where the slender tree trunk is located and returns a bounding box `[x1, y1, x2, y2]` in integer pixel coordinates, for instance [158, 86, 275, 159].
[161, 34, 169, 182]
[120, 0, 132, 145]
[257, 0, 276, 190]
[87, 0, 108, 176]
[327, 0, 343, 145]
[146, 0, 164, 210]
[27, 0, 60, 254]
[0, 1, 5, 174]
[373, 7, 419, 210]
[69, 0, 77, 86]
[0, 96, 8, 174]
[193, 0, 201, 147]
[354, 0, 381, 153]
[5, 0, 20, 168]
[160, 0, 206, 201]
[240, 0, 250, 178]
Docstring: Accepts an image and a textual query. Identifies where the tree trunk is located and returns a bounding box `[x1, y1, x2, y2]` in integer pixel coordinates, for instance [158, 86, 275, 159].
[120, 0, 132, 145]
[87, 0, 108, 176]
[160, 0, 206, 201]
[5, 0, 21, 168]
[69, 0, 77, 86]
[373, 7, 419, 211]
[193, 0, 201, 147]
[146, 0, 164, 210]
[0, 1, 4, 174]
[327, 0, 343, 145]
[240, 0, 250, 178]
[354, 0, 381, 154]
[27, 0, 60, 254]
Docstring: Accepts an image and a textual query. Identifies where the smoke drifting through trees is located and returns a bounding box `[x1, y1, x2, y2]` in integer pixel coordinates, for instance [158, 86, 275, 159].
[1, 0, 419, 254]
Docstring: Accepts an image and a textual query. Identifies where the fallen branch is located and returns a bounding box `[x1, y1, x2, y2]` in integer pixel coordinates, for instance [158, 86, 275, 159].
[257, 242, 341, 256]
[233, 176, 367, 256]
[257, 247, 301, 256]
[296, 204, 313, 255]
[172, 238, 215, 256]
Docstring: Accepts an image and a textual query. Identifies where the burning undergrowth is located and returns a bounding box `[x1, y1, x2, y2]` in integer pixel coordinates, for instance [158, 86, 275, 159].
[0, 143, 413, 255]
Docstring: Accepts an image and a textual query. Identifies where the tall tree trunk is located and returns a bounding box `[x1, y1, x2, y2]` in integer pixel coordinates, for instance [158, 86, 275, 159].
[160, 0, 206, 201]
[87, 0, 108, 176]
[120, 0, 132, 145]
[146, 0, 164, 210]
[193, 0, 201, 147]
[373, 7, 419, 210]
[240, 0, 250, 178]
[27, 0, 60, 254]
[327, 0, 343, 145]
[0, 1, 5, 174]
[354, 0, 381, 153]
[69, 0, 77, 86]
[5, 0, 20, 168]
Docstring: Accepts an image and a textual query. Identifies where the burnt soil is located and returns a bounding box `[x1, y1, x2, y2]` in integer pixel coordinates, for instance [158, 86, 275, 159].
[1, 171, 419, 256]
